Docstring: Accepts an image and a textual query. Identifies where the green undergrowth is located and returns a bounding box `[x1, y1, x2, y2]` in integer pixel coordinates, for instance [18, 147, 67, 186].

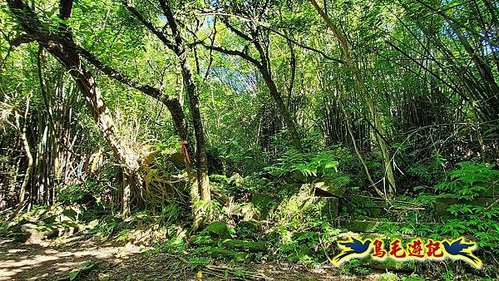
[1, 154, 497, 280]
[341, 161, 499, 279]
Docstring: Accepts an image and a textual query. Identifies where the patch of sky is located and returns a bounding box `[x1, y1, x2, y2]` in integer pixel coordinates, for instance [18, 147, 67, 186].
[211, 66, 257, 96]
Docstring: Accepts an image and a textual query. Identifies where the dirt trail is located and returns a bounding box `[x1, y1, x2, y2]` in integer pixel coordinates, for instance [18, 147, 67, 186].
[0, 239, 134, 280]
[0, 239, 370, 280]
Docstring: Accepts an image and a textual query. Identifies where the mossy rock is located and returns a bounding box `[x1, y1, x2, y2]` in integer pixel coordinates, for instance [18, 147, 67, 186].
[368, 257, 415, 273]
[314, 181, 346, 197]
[287, 244, 313, 262]
[274, 184, 316, 219]
[235, 220, 261, 239]
[42, 215, 57, 224]
[231, 202, 259, 221]
[61, 208, 79, 221]
[342, 220, 399, 233]
[204, 221, 232, 239]
[314, 197, 339, 219]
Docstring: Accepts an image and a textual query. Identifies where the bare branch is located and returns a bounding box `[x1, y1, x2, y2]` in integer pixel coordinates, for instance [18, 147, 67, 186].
[198, 42, 262, 68]
[267, 27, 344, 64]
[122, 1, 177, 51]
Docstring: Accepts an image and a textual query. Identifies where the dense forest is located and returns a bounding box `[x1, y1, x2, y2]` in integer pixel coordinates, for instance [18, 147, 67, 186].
[0, 0, 498, 280]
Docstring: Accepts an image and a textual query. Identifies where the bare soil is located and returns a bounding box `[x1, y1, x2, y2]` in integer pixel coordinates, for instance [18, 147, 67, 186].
[0, 238, 383, 280]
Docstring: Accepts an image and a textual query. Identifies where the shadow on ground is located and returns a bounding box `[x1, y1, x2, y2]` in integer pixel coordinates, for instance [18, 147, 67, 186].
[0, 238, 369, 280]
[0, 239, 139, 281]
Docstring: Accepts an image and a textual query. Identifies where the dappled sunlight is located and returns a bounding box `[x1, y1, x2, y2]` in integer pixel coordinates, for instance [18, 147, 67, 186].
[7, 249, 26, 254]
[0, 0, 498, 279]
[0, 239, 136, 281]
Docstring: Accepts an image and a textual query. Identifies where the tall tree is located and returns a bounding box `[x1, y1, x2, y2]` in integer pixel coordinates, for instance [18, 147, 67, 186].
[198, 1, 303, 147]
[123, 0, 212, 228]
[7, 0, 144, 216]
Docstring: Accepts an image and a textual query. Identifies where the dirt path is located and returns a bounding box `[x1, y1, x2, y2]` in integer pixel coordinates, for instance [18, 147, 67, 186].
[0, 239, 137, 280]
[0, 239, 372, 280]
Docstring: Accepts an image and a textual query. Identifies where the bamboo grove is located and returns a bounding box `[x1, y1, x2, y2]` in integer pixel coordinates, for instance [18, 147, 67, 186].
[1, 0, 498, 231]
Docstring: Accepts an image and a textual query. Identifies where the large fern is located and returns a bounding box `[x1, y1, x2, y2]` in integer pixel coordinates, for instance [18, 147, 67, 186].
[435, 161, 499, 200]
[263, 149, 345, 181]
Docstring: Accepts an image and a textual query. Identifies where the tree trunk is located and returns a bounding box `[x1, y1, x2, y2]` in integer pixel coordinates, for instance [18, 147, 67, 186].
[202, 19, 302, 147]
[160, 0, 212, 229]
[14, 105, 32, 204]
[7, 0, 144, 216]
[75, 73, 143, 216]
[259, 64, 301, 147]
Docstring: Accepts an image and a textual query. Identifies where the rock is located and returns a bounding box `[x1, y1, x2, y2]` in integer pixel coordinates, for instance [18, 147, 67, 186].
[203, 247, 249, 261]
[235, 220, 261, 239]
[229, 173, 244, 186]
[313, 181, 346, 198]
[314, 197, 339, 219]
[204, 221, 232, 239]
[232, 202, 259, 221]
[251, 194, 275, 219]
[342, 220, 399, 233]
[125, 242, 142, 253]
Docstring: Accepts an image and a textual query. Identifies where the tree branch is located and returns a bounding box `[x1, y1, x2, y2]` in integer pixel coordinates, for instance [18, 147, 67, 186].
[8, 35, 36, 47]
[122, 1, 177, 51]
[267, 27, 344, 64]
[158, 0, 183, 54]
[198, 42, 262, 68]
[220, 18, 253, 42]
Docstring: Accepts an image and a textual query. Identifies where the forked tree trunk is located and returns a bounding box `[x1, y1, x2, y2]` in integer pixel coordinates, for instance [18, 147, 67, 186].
[76, 73, 143, 217]
[123, 0, 212, 228]
[179, 51, 212, 229]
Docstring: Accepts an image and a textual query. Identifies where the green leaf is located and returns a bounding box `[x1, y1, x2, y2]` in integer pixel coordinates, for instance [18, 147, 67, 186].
[69, 271, 79, 281]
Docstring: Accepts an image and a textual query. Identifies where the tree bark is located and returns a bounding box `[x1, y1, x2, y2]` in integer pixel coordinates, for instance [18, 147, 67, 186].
[72, 44, 191, 142]
[7, 0, 144, 216]
[258, 62, 301, 147]
[119, 0, 213, 228]
[159, 0, 212, 229]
